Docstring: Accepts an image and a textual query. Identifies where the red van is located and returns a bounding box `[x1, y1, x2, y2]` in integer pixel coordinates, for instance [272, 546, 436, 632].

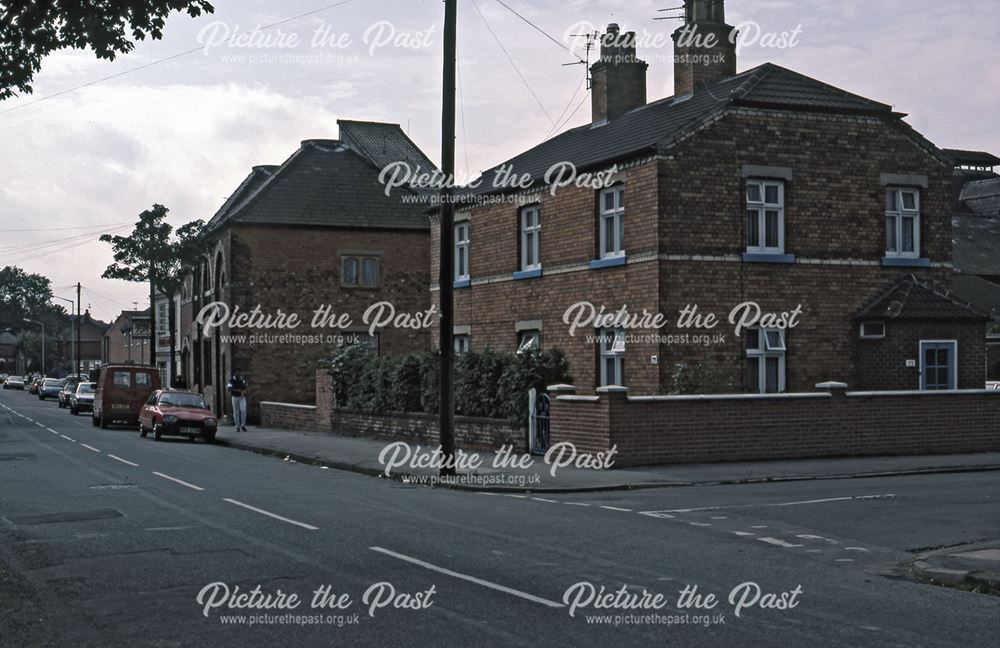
[92, 365, 161, 428]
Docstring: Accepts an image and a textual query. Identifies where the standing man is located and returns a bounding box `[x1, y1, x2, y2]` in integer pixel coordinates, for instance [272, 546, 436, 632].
[227, 368, 247, 432]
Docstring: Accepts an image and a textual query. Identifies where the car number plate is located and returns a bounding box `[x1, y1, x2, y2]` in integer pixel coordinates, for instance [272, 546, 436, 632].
[181, 427, 199, 435]
[112, 404, 130, 410]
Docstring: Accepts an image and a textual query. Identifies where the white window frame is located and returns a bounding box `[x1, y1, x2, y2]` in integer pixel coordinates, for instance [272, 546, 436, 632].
[885, 187, 920, 259]
[454, 222, 470, 281]
[598, 186, 625, 259]
[746, 327, 786, 394]
[520, 206, 542, 271]
[919, 339, 957, 391]
[859, 321, 886, 339]
[517, 330, 541, 354]
[454, 334, 470, 355]
[745, 179, 785, 254]
[598, 327, 625, 387]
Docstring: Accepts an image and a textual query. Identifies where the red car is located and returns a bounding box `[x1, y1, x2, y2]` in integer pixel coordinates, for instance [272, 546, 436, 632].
[138, 390, 218, 443]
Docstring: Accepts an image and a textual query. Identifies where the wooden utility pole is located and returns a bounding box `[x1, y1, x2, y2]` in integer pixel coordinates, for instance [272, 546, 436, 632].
[438, 0, 457, 476]
[75, 282, 81, 378]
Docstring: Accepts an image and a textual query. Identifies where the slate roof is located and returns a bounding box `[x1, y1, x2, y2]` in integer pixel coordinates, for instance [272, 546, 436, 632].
[219, 140, 429, 231]
[338, 120, 435, 174]
[960, 177, 1000, 202]
[951, 274, 1000, 320]
[944, 149, 1000, 167]
[462, 62, 901, 197]
[204, 120, 434, 233]
[856, 274, 987, 321]
[204, 166, 278, 233]
[953, 214, 1000, 275]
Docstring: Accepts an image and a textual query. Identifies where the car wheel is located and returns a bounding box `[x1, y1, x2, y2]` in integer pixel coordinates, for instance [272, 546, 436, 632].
[139, 424, 148, 438]
[152, 424, 162, 441]
[99, 413, 108, 429]
[203, 431, 217, 444]
[70, 405, 77, 415]
[91, 413, 99, 427]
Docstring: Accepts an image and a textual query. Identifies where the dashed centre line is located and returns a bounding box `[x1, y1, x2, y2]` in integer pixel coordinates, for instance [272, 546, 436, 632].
[152, 472, 205, 492]
[223, 498, 318, 531]
[107, 454, 139, 467]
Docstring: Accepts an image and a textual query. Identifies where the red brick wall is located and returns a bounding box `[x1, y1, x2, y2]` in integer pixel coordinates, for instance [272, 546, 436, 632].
[550, 387, 1000, 467]
[259, 372, 524, 451]
[855, 320, 986, 390]
[195, 224, 430, 422]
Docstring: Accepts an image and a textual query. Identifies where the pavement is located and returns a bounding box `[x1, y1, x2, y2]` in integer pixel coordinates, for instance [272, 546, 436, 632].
[214, 424, 1000, 493]
[912, 540, 1000, 594]
[2, 387, 999, 647]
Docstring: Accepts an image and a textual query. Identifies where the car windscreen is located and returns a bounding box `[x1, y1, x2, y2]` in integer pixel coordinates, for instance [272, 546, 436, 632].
[158, 393, 207, 409]
[77, 384, 95, 394]
[43, 379, 63, 387]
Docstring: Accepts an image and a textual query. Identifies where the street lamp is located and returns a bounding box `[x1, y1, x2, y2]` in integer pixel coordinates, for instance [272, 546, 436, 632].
[23, 318, 45, 377]
[52, 295, 76, 375]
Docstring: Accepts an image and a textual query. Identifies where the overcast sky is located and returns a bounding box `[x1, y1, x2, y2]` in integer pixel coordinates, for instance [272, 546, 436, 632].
[2, 0, 998, 322]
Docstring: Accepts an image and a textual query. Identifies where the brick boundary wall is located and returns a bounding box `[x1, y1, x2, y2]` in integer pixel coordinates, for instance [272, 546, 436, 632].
[259, 370, 526, 452]
[548, 384, 1000, 467]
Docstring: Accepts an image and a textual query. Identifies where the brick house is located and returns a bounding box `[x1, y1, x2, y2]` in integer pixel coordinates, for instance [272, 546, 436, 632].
[181, 120, 433, 422]
[102, 309, 152, 366]
[428, 0, 987, 395]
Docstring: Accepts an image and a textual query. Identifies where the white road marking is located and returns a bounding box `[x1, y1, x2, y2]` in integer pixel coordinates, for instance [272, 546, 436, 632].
[689, 522, 712, 527]
[751, 525, 768, 529]
[152, 472, 205, 492]
[59, 435, 76, 443]
[564, 502, 591, 507]
[477, 492, 499, 496]
[223, 498, 318, 531]
[844, 547, 870, 553]
[47, 428, 58, 435]
[146, 526, 191, 532]
[35, 422, 45, 428]
[757, 537, 804, 548]
[599, 506, 633, 512]
[503, 494, 528, 499]
[531, 497, 558, 503]
[107, 454, 139, 467]
[710, 516, 728, 520]
[835, 558, 855, 562]
[639, 511, 676, 519]
[732, 531, 755, 537]
[80, 444, 101, 453]
[796, 534, 840, 544]
[369, 546, 564, 608]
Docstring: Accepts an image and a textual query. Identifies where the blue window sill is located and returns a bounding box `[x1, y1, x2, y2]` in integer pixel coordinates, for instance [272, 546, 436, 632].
[589, 256, 626, 270]
[453, 278, 471, 289]
[742, 252, 795, 264]
[512, 268, 542, 281]
[882, 257, 929, 268]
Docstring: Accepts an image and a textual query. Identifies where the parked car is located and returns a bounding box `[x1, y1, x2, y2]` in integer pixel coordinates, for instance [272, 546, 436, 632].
[39, 378, 64, 400]
[70, 382, 96, 415]
[92, 365, 161, 428]
[58, 377, 81, 408]
[28, 376, 43, 394]
[0, 374, 7, 384]
[139, 390, 218, 442]
[4, 376, 25, 390]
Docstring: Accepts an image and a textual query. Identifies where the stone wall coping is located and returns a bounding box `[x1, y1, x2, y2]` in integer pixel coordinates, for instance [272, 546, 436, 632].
[627, 392, 832, 402]
[847, 389, 1000, 398]
[260, 401, 317, 410]
[556, 395, 601, 402]
[332, 407, 521, 428]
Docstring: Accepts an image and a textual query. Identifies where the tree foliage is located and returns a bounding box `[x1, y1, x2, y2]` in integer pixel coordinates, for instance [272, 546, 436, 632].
[0, 265, 55, 330]
[100, 204, 204, 373]
[0, 0, 214, 100]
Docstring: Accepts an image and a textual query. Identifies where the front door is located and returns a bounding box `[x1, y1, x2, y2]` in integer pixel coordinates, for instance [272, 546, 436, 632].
[920, 341, 957, 390]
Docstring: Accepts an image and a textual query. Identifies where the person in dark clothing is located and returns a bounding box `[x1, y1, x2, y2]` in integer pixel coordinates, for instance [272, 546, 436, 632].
[227, 368, 248, 432]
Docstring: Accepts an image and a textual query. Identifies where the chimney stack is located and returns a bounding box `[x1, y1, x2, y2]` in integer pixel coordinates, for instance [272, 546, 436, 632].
[672, 0, 738, 96]
[590, 23, 648, 124]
